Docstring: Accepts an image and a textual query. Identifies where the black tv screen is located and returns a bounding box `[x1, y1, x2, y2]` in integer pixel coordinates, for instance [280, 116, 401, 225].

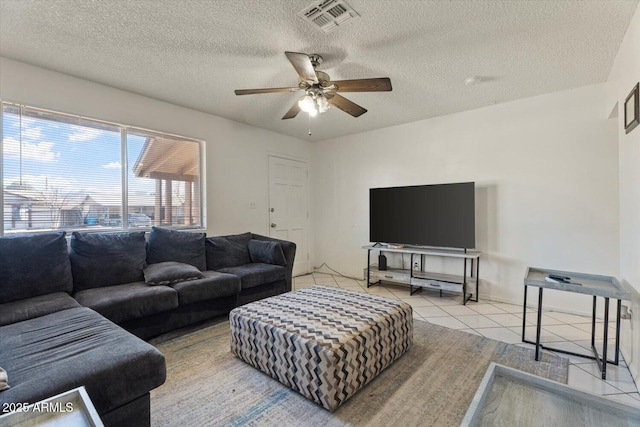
[369, 182, 475, 249]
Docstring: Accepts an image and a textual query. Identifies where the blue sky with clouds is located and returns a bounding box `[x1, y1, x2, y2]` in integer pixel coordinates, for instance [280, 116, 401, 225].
[2, 108, 154, 199]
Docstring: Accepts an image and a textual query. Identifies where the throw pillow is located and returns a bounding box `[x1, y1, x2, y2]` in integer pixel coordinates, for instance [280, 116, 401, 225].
[0, 367, 9, 391]
[248, 239, 286, 266]
[205, 232, 252, 270]
[0, 232, 73, 303]
[147, 227, 206, 271]
[70, 232, 147, 292]
[144, 261, 204, 285]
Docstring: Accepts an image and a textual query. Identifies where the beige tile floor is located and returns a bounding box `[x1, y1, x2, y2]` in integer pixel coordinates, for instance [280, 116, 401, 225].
[293, 272, 640, 407]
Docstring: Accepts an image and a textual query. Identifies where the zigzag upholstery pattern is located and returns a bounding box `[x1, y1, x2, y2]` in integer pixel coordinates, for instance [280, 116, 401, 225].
[229, 285, 413, 411]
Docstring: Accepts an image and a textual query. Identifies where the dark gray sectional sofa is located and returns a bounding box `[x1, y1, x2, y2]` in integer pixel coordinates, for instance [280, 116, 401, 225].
[0, 228, 295, 426]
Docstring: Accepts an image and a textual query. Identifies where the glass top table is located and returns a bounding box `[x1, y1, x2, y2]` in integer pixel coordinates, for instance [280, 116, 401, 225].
[461, 363, 640, 426]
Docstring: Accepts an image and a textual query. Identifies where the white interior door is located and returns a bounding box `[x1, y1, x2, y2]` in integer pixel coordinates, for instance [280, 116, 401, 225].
[268, 156, 309, 276]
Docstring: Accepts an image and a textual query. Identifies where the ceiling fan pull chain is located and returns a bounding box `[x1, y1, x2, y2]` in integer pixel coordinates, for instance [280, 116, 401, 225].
[308, 114, 312, 135]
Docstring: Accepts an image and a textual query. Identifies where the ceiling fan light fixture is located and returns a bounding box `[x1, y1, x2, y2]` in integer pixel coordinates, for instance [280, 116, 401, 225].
[317, 94, 330, 113]
[298, 94, 316, 113]
[298, 91, 330, 116]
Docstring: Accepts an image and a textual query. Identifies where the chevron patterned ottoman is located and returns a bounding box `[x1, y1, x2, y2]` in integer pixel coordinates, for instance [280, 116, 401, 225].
[229, 285, 413, 411]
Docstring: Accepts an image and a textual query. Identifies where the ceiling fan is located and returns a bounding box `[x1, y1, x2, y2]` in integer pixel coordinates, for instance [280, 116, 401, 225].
[234, 51, 392, 120]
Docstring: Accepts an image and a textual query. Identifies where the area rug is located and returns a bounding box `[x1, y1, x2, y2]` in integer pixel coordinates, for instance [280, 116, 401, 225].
[150, 317, 568, 427]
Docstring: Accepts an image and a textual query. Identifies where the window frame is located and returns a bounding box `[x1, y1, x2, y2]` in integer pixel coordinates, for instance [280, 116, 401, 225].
[0, 100, 206, 236]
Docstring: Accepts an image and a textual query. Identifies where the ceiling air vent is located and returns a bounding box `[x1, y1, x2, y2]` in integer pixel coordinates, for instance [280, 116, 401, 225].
[298, 0, 359, 33]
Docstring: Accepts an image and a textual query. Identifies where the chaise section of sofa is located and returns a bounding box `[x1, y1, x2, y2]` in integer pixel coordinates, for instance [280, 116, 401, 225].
[0, 231, 166, 427]
[0, 307, 166, 426]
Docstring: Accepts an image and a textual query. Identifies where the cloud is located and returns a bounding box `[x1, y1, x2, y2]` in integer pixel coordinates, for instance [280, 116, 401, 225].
[21, 126, 43, 140]
[2, 136, 59, 162]
[102, 161, 121, 169]
[68, 125, 103, 142]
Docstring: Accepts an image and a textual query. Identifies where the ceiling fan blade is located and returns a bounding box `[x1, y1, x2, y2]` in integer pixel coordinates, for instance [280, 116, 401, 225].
[331, 78, 392, 92]
[235, 87, 300, 95]
[282, 101, 301, 120]
[285, 51, 318, 83]
[327, 94, 367, 117]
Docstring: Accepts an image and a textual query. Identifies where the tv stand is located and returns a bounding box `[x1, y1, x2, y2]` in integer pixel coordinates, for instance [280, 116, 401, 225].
[363, 245, 481, 305]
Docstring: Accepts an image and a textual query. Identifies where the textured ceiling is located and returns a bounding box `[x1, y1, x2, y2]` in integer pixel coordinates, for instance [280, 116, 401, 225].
[0, 0, 638, 142]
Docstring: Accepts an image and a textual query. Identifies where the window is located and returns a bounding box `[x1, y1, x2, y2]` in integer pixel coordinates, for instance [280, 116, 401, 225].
[1, 102, 204, 234]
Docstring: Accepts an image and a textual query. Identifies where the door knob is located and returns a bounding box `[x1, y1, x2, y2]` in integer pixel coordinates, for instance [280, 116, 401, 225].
[270, 223, 277, 228]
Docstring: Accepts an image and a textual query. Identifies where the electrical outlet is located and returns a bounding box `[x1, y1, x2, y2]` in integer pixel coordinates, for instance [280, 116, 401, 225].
[249, 202, 256, 209]
[413, 262, 419, 271]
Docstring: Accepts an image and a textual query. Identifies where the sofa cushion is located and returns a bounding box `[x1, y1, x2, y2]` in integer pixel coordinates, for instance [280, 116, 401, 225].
[169, 270, 240, 305]
[0, 307, 165, 415]
[144, 261, 204, 285]
[0, 232, 73, 303]
[218, 263, 287, 290]
[0, 292, 80, 326]
[248, 239, 287, 266]
[70, 231, 147, 292]
[206, 232, 252, 270]
[147, 227, 206, 271]
[74, 282, 179, 324]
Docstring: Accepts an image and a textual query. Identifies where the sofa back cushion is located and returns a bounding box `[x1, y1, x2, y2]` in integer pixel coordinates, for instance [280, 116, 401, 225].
[70, 231, 147, 292]
[206, 232, 252, 270]
[0, 232, 73, 303]
[147, 227, 206, 271]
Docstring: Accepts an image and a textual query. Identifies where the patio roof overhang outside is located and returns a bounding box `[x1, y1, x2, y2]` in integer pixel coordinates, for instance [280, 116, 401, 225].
[133, 136, 200, 226]
[133, 136, 199, 182]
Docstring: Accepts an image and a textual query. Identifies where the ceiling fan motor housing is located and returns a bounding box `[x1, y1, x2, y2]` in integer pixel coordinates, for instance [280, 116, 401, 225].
[315, 71, 331, 86]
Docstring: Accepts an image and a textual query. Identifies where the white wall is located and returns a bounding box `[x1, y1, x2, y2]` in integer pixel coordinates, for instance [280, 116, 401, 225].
[0, 57, 312, 238]
[607, 4, 640, 384]
[312, 84, 619, 314]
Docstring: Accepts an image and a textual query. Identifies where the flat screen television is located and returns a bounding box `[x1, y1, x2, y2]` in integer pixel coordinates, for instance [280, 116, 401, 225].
[369, 182, 475, 249]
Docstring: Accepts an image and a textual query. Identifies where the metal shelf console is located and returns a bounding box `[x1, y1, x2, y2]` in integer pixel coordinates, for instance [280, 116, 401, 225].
[364, 244, 481, 305]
